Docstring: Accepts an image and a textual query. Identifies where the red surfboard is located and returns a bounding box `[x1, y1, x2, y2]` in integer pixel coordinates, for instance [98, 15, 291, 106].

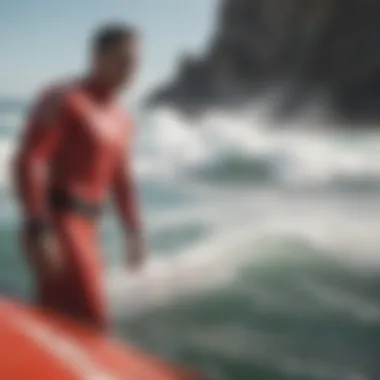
[0, 299, 201, 380]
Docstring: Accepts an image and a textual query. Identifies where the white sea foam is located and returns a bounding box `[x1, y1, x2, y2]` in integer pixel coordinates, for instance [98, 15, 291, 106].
[136, 108, 380, 186]
[107, 187, 380, 319]
[0, 140, 13, 188]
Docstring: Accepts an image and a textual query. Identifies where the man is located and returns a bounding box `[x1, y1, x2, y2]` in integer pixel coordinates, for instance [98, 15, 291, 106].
[14, 24, 145, 330]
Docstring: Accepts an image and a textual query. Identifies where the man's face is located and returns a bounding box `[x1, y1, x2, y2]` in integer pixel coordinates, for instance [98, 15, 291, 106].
[96, 36, 139, 90]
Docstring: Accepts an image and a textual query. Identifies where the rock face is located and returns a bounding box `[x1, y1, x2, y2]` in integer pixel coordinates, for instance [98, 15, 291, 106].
[147, 0, 380, 123]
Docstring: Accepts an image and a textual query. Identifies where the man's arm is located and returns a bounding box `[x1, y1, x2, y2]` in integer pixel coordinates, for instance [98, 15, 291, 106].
[14, 90, 68, 227]
[112, 138, 145, 268]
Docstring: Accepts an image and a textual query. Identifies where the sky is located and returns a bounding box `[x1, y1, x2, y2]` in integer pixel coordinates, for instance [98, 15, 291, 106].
[0, 0, 219, 101]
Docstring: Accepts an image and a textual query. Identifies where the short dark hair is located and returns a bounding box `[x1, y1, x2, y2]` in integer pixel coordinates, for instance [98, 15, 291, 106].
[92, 23, 137, 54]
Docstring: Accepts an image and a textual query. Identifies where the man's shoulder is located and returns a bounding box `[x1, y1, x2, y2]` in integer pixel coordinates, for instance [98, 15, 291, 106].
[36, 78, 82, 106]
[28, 78, 83, 122]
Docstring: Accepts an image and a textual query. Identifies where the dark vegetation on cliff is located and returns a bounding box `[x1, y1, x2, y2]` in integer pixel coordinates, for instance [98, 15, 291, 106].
[147, 0, 380, 123]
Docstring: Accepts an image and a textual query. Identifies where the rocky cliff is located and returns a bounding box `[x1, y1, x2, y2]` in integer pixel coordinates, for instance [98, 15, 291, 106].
[147, 0, 380, 123]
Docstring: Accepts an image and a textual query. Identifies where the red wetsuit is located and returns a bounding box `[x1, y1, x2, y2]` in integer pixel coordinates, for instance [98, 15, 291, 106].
[14, 79, 140, 329]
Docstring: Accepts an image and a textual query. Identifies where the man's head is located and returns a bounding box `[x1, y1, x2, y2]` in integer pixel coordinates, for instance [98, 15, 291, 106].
[90, 23, 139, 91]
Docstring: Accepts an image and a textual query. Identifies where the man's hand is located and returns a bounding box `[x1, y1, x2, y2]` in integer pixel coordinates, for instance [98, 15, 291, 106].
[126, 232, 146, 270]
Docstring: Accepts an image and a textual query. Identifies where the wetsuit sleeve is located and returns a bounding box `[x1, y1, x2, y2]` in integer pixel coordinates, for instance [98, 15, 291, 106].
[14, 91, 70, 222]
[112, 126, 141, 233]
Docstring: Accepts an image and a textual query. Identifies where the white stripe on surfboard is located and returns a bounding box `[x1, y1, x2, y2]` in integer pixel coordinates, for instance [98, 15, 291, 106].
[12, 315, 120, 380]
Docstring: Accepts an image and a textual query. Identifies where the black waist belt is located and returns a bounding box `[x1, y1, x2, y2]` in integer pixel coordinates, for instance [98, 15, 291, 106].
[49, 190, 102, 219]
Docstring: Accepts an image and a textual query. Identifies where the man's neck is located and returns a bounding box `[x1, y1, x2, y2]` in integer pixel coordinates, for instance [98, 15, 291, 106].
[84, 74, 117, 102]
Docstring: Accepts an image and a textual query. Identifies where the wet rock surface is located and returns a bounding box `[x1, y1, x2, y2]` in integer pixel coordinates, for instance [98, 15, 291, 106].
[147, 0, 380, 124]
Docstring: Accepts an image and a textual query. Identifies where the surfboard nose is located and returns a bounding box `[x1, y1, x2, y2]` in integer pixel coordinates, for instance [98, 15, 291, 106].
[0, 299, 203, 380]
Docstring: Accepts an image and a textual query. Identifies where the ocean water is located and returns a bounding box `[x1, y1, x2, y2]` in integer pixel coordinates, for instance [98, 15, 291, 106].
[1, 103, 380, 380]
